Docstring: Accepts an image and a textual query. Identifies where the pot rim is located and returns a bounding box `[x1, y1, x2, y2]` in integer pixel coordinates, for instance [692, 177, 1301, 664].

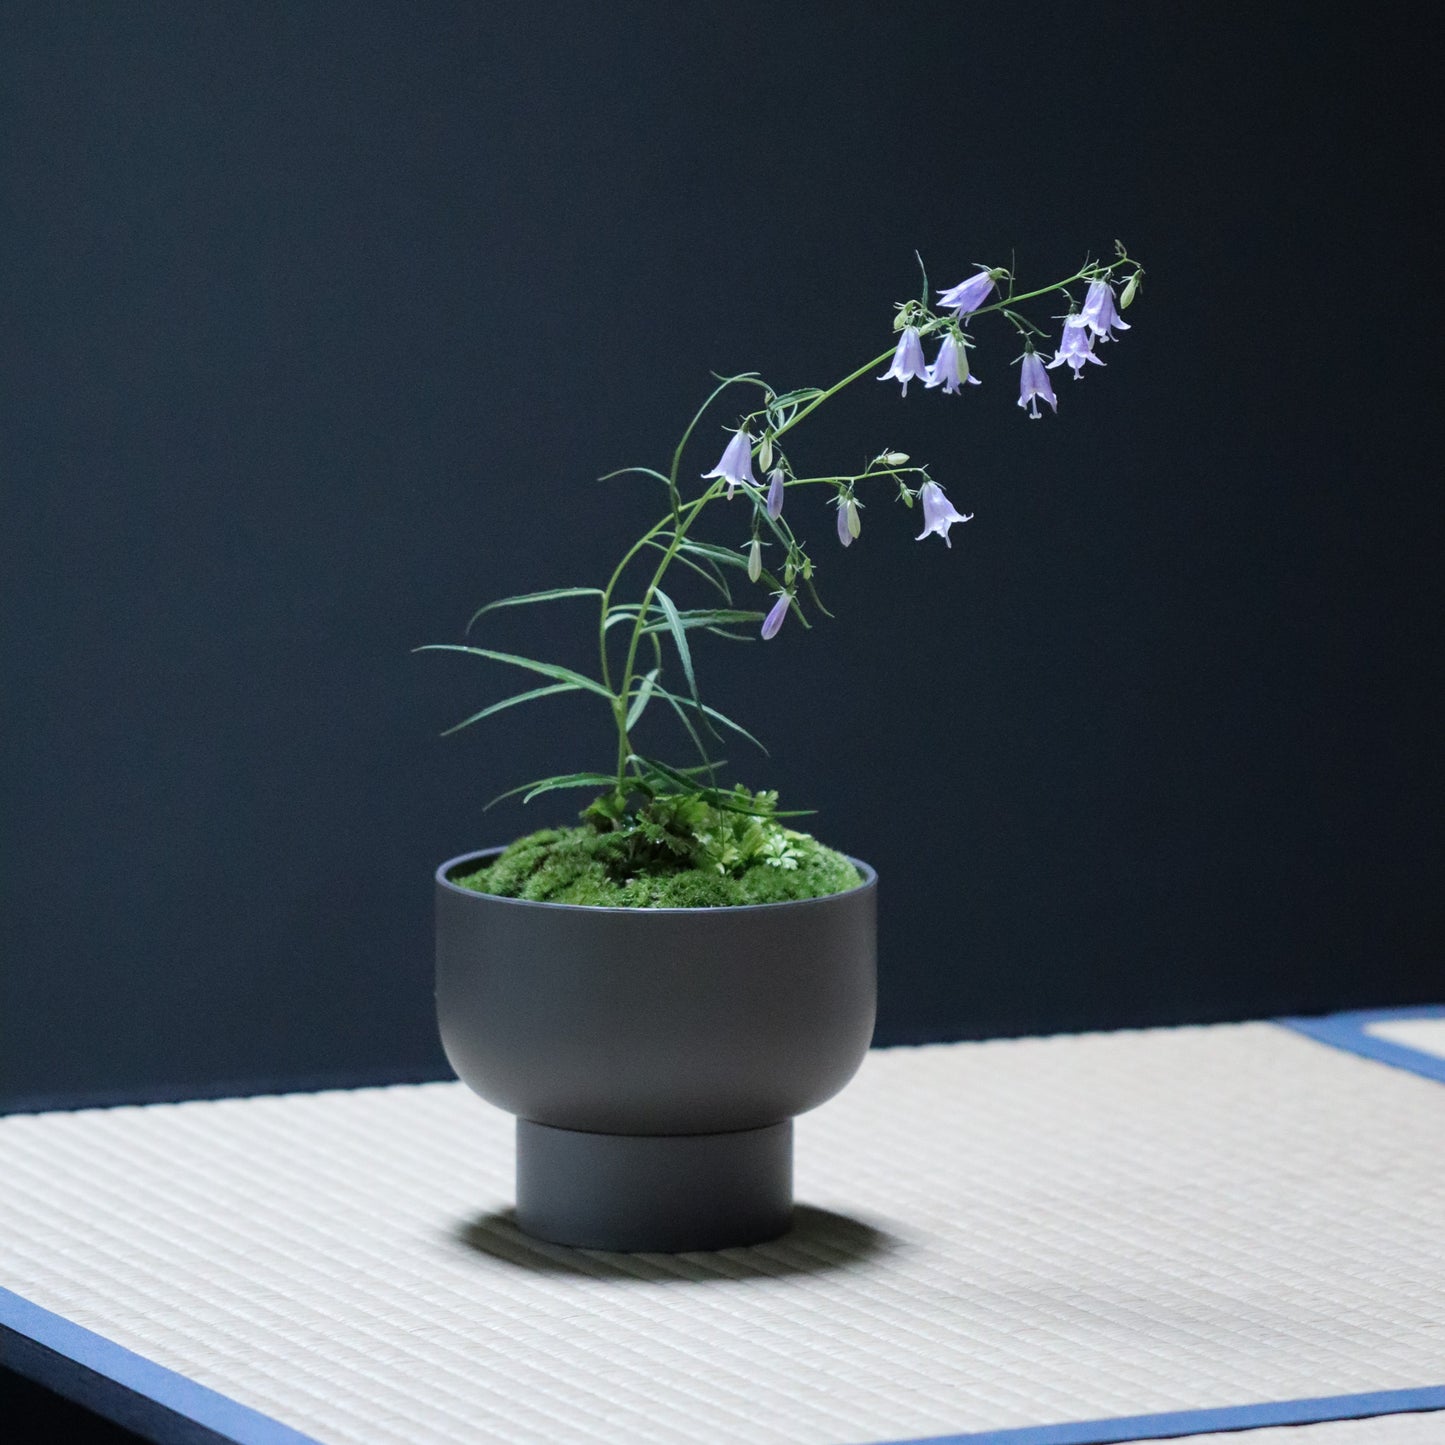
[435, 846, 877, 916]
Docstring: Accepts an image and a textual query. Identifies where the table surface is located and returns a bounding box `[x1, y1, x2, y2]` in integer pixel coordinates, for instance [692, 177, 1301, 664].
[2, 1009, 1444, 1445]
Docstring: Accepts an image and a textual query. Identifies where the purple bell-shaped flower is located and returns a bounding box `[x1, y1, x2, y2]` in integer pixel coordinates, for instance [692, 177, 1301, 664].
[1080, 279, 1131, 342]
[914, 481, 973, 547]
[1017, 351, 1058, 419]
[878, 326, 929, 396]
[1047, 315, 1104, 380]
[937, 268, 998, 316]
[925, 333, 981, 394]
[701, 427, 756, 498]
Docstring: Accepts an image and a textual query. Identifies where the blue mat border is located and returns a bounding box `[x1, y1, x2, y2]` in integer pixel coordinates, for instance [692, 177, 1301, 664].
[875, 1386, 1445, 1443]
[4, 1006, 1444, 1445]
[0, 1286, 322, 1445]
[1277, 1003, 1445, 1085]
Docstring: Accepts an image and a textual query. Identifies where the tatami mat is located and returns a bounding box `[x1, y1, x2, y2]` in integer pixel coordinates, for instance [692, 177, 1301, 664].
[2, 1021, 1443, 1444]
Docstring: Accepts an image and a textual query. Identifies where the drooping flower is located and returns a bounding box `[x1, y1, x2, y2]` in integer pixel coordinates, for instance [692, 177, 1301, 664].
[760, 591, 791, 640]
[836, 496, 854, 547]
[937, 268, 998, 315]
[1047, 315, 1104, 380]
[1080, 278, 1131, 341]
[914, 481, 973, 547]
[925, 333, 981, 394]
[701, 427, 756, 497]
[1017, 351, 1058, 419]
[766, 468, 785, 520]
[878, 326, 929, 395]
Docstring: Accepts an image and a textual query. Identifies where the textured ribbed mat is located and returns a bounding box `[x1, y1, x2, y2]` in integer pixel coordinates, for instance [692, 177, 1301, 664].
[3, 1020, 1444, 1445]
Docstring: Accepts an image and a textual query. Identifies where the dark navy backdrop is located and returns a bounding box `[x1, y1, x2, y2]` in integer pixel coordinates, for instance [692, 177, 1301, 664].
[2, 2, 1441, 1110]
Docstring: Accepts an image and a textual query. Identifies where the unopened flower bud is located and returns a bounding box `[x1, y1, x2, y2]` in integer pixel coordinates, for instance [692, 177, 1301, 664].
[802, 556, 812, 580]
[784, 559, 796, 587]
[882, 451, 910, 466]
[766, 468, 785, 520]
[1120, 271, 1141, 309]
[759, 434, 773, 471]
[760, 591, 790, 641]
[747, 538, 762, 583]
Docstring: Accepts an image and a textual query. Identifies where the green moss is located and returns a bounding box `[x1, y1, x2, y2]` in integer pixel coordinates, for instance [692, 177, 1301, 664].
[453, 824, 863, 908]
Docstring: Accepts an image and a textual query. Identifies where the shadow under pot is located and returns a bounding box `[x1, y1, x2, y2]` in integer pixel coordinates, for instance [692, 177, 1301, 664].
[435, 848, 877, 1252]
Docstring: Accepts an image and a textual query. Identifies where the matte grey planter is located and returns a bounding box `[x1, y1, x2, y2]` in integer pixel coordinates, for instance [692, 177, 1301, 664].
[435, 848, 877, 1252]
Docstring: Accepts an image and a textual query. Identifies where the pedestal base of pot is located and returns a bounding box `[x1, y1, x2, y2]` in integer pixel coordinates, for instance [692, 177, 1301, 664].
[515, 1118, 793, 1252]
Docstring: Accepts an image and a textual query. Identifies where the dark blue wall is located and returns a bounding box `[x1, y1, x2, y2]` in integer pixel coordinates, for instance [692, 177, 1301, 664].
[3, 2, 1441, 1108]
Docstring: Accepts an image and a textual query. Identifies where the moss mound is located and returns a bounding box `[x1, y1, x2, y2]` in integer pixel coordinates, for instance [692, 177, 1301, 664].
[453, 824, 863, 908]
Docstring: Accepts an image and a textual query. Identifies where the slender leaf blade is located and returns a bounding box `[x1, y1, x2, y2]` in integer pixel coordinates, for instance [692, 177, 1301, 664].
[598, 466, 672, 485]
[625, 668, 660, 731]
[654, 687, 720, 779]
[484, 771, 618, 810]
[465, 587, 602, 634]
[643, 537, 731, 600]
[440, 682, 581, 737]
[653, 685, 768, 755]
[415, 644, 614, 699]
[652, 588, 699, 706]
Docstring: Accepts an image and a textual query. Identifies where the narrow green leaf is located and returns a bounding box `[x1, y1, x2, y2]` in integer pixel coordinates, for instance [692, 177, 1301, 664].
[414, 644, 614, 699]
[676, 539, 752, 573]
[803, 576, 833, 620]
[440, 682, 581, 737]
[464, 587, 602, 635]
[626, 753, 703, 793]
[625, 668, 660, 731]
[644, 537, 731, 600]
[653, 685, 769, 755]
[766, 386, 824, 409]
[652, 588, 699, 706]
[484, 772, 619, 810]
[639, 607, 764, 634]
[654, 689, 720, 778]
[628, 752, 814, 817]
[673, 541, 788, 600]
[598, 466, 672, 485]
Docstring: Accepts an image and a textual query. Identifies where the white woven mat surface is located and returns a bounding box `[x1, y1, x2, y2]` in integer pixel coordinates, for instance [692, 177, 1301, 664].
[1366, 1017, 1445, 1061]
[2, 1022, 1443, 1445]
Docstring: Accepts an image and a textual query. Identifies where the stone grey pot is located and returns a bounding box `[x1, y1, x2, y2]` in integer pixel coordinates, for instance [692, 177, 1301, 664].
[435, 848, 877, 1252]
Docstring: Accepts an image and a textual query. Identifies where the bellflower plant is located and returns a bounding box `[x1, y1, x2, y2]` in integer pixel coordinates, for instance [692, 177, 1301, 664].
[425, 242, 1144, 907]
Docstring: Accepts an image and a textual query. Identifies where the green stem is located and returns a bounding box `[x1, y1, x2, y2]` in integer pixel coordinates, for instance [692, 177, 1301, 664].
[610, 484, 721, 789]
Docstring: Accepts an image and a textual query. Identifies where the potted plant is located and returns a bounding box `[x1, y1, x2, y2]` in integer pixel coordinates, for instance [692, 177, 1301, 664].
[429, 247, 1143, 1251]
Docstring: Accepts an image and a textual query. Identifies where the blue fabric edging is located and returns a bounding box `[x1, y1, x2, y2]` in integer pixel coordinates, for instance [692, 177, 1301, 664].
[1277, 1003, 1445, 1086]
[0, 1286, 322, 1445]
[876, 1386, 1445, 1444]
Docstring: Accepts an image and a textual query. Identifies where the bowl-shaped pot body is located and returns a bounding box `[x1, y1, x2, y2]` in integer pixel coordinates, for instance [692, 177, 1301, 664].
[435, 848, 877, 1136]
